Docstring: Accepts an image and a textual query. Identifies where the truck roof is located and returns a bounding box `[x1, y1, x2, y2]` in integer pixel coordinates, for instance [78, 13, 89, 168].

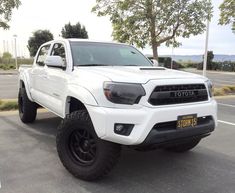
[68, 38, 128, 45]
[44, 38, 128, 46]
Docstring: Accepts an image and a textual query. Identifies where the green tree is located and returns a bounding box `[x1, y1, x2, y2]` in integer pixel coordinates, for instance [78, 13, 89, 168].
[0, 0, 21, 29]
[27, 30, 54, 57]
[219, 0, 235, 33]
[2, 52, 12, 64]
[92, 0, 213, 60]
[61, 22, 88, 38]
[203, 51, 214, 70]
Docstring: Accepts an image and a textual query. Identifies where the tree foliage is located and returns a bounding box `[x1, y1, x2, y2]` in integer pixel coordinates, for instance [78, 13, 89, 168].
[92, 0, 213, 59]
[219, 0, 235, 33]
[28, 30, 54, 57]
[61, 22, 88, 39]
[206, 51, 214, 70]
[2, 52, 12, 60]
[0, 0, 21, 29]
[1, 52, 12, 65]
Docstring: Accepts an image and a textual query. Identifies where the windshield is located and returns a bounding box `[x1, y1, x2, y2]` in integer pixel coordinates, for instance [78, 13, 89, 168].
[70, 42, 152, 67]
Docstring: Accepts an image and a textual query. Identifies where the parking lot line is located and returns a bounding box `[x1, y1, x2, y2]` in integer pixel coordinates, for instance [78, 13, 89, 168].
[218, 120, 235, 126]
[218, 103, 235, 108]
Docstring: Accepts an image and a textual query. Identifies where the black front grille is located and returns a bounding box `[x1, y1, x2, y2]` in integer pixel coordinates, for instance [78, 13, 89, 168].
[149, 84, 208, 106]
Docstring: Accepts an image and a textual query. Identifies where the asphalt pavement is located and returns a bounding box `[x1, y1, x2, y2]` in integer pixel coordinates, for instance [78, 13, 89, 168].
[0, 73, 18, 99]
[0, 97, 235, 193]
[183, 69, 235, 87]
[0, 69, 234, 99]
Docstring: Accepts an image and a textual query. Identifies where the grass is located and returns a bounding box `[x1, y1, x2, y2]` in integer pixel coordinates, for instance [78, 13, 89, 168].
[0, 100, 18, 111]
[0, 58, 33, 70]
[213, 85, 235, 96]
[0, 64, 16, 70]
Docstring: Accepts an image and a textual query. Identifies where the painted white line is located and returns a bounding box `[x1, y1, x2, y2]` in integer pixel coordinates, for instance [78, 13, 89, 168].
[218, 103, 235, 108]
[218, 120, 235, 126]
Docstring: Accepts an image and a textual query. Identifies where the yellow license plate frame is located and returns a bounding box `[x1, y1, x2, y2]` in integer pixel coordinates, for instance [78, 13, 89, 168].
[177, 114, 197, 129]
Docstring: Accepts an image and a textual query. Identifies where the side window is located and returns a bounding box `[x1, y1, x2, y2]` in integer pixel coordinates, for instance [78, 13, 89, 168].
[36, 44, 51, 66]
[51, 43, 66, 65]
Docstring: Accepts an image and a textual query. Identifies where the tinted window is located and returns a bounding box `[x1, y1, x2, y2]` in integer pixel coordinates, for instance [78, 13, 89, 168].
[36, 44, 51, 66]
[51, 43, 66, 65]
[70, 42, 152, 67]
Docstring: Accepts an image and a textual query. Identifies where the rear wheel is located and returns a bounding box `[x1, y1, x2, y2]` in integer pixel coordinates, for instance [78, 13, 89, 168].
[18, 88, 37, 123]
[56, 110, 121, 181]
[165, 139, 201, 153]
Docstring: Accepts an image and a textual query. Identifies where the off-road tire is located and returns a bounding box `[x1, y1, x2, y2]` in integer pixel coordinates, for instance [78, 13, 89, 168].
[18, 88, 37, 123]
[165, 139, 201, 153]
[56, 110, 121, 181]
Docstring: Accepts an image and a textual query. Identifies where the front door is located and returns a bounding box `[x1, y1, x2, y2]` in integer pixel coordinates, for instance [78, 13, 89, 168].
[43, 43, 67, 116]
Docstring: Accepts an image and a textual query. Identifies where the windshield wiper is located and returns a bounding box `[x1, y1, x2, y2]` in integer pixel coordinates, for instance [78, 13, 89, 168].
[78, 64, 109, 66]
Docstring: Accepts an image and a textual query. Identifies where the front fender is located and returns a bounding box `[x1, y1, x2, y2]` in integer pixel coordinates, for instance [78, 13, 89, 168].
[66, 84, 98, 108]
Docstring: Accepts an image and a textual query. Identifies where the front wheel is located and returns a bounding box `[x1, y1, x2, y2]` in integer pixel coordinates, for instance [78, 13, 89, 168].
[18, 88, 37, 123]
[56, 110, 121, 181]
[165, 139, 201, 153]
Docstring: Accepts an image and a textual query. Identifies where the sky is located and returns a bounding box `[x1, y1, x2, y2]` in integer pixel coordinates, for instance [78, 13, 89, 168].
[0, 0, 234, 57]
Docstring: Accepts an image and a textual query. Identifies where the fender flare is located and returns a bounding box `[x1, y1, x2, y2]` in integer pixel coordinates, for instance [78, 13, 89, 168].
[18, 72, 34, 101]
[64, 84, 98, 115]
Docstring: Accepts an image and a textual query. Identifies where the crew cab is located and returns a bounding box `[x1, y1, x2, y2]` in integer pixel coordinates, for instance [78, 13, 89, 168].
[18, 39, 217, 181]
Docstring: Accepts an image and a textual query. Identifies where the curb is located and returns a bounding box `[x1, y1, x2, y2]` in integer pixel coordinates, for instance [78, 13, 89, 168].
[0, 70, 18, 75]
[182, 68, 235, 75]
[0, 108, 48, 116]
[0, 73, 18, 75]
[214, 95, 235, 99]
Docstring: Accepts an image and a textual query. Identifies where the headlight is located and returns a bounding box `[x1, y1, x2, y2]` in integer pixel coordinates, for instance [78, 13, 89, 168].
[103, 82, 146, 105]
[206, 80, 213, 97]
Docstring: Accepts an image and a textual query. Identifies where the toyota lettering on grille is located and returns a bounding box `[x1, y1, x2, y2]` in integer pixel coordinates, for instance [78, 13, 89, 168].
[173, 90, 195, 98]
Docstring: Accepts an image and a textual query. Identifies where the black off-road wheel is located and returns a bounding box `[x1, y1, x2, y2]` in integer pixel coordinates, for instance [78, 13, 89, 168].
[56, 110, 121, 181]
[165, 139, 201, 153]
[18, 88, 37, 123]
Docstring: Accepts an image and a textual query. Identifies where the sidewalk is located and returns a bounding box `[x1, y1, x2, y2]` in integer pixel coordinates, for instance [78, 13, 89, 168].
[0, 69, 18, 75]
[183, 68, 235, 75]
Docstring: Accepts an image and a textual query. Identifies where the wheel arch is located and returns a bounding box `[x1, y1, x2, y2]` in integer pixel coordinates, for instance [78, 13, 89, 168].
[64, 85, 98, 115]
[18, 74, 33, 101]
[64, 96, 104, 137]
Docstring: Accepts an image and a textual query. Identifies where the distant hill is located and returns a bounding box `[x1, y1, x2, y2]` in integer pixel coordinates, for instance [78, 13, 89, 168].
[160, 55, 235, 62]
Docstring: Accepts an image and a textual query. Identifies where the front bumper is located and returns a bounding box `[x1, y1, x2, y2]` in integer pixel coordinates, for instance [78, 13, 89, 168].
[86, 99, 217, 145]
[140, 116, 215, 148]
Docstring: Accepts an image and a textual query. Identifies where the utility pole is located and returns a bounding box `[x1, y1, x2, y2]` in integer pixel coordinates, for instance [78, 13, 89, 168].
[13, 35, 18, 70]
[203, 19, 210, 77]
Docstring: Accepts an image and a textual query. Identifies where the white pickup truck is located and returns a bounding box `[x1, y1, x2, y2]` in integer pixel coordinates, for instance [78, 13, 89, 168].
[19, 39, 217, 181]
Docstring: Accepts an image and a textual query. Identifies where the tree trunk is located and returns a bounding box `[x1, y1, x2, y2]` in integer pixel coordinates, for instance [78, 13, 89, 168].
[148, 0, 158, 60]
[152, 42, 158, 60]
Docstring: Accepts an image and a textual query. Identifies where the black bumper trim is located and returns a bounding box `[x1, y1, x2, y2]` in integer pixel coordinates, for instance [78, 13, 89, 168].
[140, 118, 215, 147]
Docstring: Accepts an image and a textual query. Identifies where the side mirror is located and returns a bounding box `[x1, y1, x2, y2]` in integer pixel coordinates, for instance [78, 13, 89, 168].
[45, 56, 66, 68]
[151, 59, 159, 66]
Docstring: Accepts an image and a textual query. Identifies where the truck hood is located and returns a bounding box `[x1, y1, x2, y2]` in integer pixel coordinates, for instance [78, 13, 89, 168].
[75, 66, 206, 84]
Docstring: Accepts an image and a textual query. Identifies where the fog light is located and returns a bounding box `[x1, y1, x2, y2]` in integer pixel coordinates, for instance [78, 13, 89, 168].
[114, 123, 134, 136]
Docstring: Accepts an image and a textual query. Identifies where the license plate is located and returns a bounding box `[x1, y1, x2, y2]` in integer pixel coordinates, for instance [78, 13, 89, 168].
[177, 114, 197, 129]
